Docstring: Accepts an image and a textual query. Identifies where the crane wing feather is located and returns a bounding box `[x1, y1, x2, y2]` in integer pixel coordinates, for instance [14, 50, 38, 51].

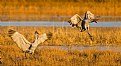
[8, 29, 31, 52]
[68, 14, 83, 28]
[8, 29, 52, 54]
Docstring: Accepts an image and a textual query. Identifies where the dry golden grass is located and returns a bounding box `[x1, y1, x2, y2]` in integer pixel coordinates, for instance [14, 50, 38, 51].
[0, 0, 121, 21]
[0, 26, 121, 46]
[0, 45, 121, 66]
[1, 26, 121, 65]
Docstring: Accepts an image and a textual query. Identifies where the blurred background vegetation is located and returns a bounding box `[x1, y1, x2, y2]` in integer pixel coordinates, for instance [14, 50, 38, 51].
[0, 0, 121, 21]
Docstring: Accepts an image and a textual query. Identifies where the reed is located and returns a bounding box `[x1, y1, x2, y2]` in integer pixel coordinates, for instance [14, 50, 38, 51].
[0, 26, 121, 46]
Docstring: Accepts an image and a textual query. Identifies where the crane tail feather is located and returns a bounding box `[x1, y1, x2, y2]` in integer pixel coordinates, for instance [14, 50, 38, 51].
[8, 29, 16, 37]
[46, 32, 53, 39]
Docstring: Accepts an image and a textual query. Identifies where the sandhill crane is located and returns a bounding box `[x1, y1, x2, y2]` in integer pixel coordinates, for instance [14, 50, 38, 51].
[8, 29, 52, 58]
[68, 11, 99, 40]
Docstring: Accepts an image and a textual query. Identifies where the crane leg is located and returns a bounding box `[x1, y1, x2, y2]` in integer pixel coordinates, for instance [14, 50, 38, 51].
[25, 52, 27, 59]
[86, 30, 93, 41]
[29, 53, 33, 59]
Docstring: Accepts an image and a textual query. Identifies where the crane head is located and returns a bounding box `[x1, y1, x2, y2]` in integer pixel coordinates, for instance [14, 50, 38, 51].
[35, 31, 39, 34]
[91, 18, 99, 23]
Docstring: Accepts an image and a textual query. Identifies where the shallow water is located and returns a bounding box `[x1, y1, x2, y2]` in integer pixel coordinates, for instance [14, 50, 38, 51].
[38, 46, 121, 53]
[0, 21, 121, 27]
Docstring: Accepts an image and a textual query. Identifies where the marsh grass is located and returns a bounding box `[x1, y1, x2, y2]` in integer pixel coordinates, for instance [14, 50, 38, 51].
[1, 26, 121, 46]
[1, 45, 121, 66]
[1, 26, 121, 65]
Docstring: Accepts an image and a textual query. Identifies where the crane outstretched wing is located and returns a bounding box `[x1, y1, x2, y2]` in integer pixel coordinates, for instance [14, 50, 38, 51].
[28, 32, 52, 54]
[84, 11, 99, 23]
[68, 14, 83, 28]
[84, 11, 95, 20]
[8, 29, 31, 52]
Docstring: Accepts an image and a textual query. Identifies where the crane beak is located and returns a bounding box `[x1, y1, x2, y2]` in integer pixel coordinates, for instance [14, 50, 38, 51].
[95, 21, 97, 23]
[92, 19, 98, 23]
[67, 20, 71, 23]
[93, 18, 99, 23]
